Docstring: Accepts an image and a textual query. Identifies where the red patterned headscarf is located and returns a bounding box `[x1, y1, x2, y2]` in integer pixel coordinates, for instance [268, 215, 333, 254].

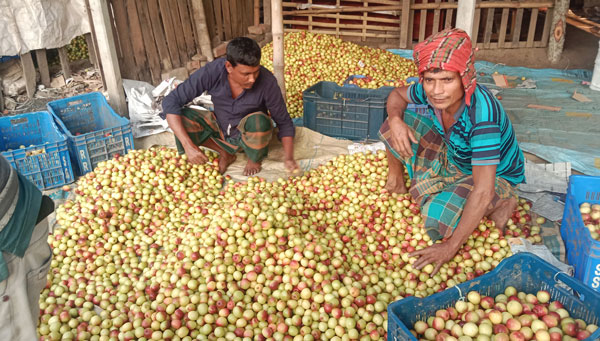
[413, 28, 477, 106]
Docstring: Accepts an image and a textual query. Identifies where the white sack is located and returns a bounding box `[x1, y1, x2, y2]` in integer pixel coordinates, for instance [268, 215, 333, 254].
[0, 0, 90, 56]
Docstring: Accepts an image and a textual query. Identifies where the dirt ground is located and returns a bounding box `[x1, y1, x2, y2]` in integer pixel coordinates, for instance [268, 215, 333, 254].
[475, 25, 599, 70]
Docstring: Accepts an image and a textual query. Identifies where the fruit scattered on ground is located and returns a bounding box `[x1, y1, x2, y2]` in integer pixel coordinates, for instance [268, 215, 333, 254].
[40, 147, 540, 340]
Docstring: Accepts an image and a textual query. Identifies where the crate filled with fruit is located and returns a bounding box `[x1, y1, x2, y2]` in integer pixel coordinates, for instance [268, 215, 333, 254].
[561, 175, 600, 292]
[580, 202, 600, 241]
[388, 253, 600, 340]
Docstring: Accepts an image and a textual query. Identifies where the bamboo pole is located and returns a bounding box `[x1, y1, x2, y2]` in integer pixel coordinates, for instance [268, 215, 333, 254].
[476, 1, 553, 9]
[84, 0, 106, 89]
[456, 0, 476, 37]
[21, 52, 36, 98]
[88, 0, 127, 116]
[566, 11, 600, 38]
[191, 0, 215, 61]
[254, 0, 260, 26]
[0, 80, 3, 112]
[284, 19, 400, 31]
[399, 0, 410, 48]
[284, 28, 398, 38]
[300, 12, 400, 24]
[272, 0, 286, 100]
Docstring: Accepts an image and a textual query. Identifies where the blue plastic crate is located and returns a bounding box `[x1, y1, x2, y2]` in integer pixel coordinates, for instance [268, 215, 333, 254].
[291, 117, 304, 127]
[0, 55, 18, 63]
[0, 112, 74, 190]
[343, 75, 420, 88]
[388, 253, 600, 341]
[342, 75, 370, 88]
[302, 81, 428, 141]
[561, 175, 600, 292]
[47, 92, 134, 175]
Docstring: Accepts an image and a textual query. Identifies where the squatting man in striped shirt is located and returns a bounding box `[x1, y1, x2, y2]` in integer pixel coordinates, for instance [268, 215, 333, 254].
[379, 28, 526, 274]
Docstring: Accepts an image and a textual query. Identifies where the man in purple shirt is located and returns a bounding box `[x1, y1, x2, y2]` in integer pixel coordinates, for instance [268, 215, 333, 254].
[162, 37, 298, 176]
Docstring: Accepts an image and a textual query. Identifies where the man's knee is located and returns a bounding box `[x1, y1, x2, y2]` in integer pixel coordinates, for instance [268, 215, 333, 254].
[237, 112, 274, 162]
[240, 112, 274, 133]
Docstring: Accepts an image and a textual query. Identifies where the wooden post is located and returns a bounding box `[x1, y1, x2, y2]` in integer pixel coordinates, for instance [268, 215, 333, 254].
[547, 0, 569, 63]
[191, 0, 215, 61]
[456, 0, 476, 38]
[0, 78, 4, 112]
[445, 0, 455, 29]
[58, 47, 72, 79]
[84, 0, 106, 89]
[21, 52, 37, 98]
[271, 0, 285, 100]
[254, 0, 260, 26]
[88, 0, 128, 116]
[399, 0, 410, 48]
[84, 33, 98, 67]
[263, 0, 271, 25]
[35, 49, 51, 87]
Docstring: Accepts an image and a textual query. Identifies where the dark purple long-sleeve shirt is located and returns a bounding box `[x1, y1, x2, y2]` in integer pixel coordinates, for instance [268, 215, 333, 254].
[162, 58, 295, 140]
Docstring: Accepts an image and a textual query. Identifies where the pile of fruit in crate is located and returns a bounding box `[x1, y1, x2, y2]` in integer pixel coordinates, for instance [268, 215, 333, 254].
[40, 147, 541, 340]
[580, 202, 600, 241]
[410, 287, 598, 340]
[345, 75, 415, 89]
[260, 32, 418, 118]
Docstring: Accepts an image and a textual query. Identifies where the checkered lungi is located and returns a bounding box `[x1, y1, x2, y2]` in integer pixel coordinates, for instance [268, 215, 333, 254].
[175, 107, 274, 163]
[379, 110, 517, 241]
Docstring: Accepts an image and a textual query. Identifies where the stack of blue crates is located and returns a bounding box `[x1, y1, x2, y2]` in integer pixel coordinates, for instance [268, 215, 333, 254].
[47, 92, 134, 175]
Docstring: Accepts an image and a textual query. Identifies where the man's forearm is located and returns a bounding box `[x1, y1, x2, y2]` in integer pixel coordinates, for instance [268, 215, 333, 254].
[447, 189, 494, 250]
[281, 136, 294, 161]
[387, 86, 411, 122]
[166, 114, 195, 149]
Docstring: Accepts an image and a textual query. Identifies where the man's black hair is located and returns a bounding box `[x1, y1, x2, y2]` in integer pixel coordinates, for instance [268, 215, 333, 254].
[226, 37, 261, 67]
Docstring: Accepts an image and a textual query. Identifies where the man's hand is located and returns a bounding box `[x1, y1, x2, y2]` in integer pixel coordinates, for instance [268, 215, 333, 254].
[284, 159, 300, 174]
[166, 114, 209, 165]
[281, 136, 298, 174]
[409, 240, 460, 275]
[184, 145, 208, 165]
[388, 117, 418, 157]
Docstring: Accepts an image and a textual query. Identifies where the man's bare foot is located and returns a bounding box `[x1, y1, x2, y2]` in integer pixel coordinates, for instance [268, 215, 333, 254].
[218, 153, 237, 173]
[243, 159, 262, 176]
[384, 177, 408, 194]
[490, 197, 518, 230]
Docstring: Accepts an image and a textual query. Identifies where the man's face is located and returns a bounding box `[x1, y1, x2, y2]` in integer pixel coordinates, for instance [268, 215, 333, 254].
[422, 70, 465, 113]
[226, 61, 260, 89]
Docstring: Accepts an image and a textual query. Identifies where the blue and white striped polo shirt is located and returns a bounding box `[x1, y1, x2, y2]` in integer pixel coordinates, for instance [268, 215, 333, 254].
[409, 82, 525, 186]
